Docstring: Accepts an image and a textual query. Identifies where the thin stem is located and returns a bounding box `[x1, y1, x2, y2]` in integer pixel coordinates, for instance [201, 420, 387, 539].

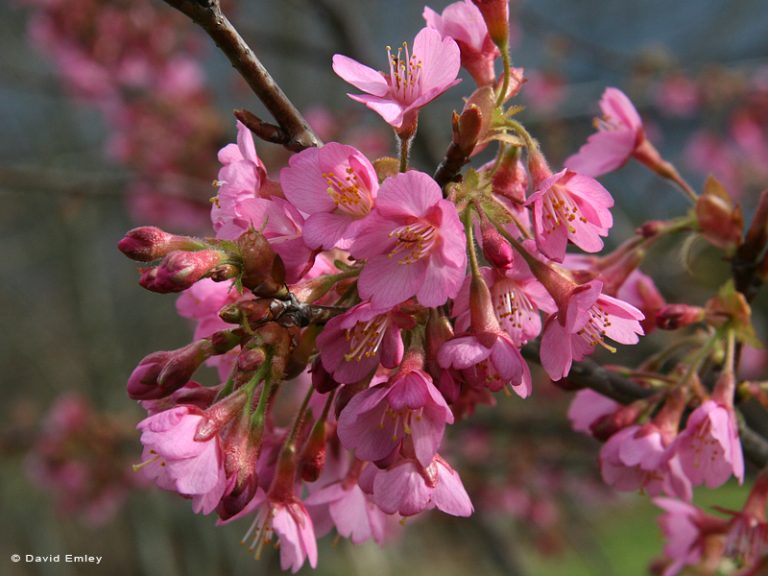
[463, 208, 481, 278]
[284, 385, 315, 451]
[504, 118, 538, 156]
[678, 332, 719, 397]
[160, 0, 320, 150]
[399, 135, 411, 172]
[496, 43, 511, 107]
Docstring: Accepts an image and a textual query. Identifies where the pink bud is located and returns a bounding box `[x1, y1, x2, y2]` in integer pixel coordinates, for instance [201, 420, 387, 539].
[469, 274, 501, 333]
[127, 340, 213, 400]
[118, 227, 205, 262]
[492, 150, 528, 203]
[480, 218, 514, 269]
[471, 0, 510, 48]
[140, 249, 225, 293]
[655, 304, 704, 330]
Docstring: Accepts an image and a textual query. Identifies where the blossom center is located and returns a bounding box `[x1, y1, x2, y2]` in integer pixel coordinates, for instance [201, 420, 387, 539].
[493, 280, 536, 341]
[388, 220, 437, 264]
[344, 315, 389, 362]
[322, 167, 372, 217]
[577, 304, 617, 352]
[387, 42, 423, 103]
[541, 185, 588, 235]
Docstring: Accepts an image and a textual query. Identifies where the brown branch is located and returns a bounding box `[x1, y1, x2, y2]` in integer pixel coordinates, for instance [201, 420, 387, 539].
[522, 341, 768, 468]
[161, 0, 321, 151]
[433, 140, 472, 189]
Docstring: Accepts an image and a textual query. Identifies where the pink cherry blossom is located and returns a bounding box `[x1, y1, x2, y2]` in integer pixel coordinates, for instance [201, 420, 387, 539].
[672, 400, 744, 489]
[137, 406, 227, 515]
[332, 27, 460, 135]
[423, 1, 499, 86]
[565, 87, 644, 177]
[654, 498, 728, 576]
[280, 142, 378, 250]
[371, 455, 473, 517]
[539, 280, 644, 381]
[351, 170, 466, 308]
[437, 329, 532, 397]
[337, 358, 453, 467]
[600, 424, 692, 501]
[239, 496, 318, 573]
[212, 120, 268, 224]
[316, 302, 410, 384]
[453, 265, 556, 347]
[527, 167, 614, 262]
[567, 389, 620, 435]
[305, 481, 393, 545]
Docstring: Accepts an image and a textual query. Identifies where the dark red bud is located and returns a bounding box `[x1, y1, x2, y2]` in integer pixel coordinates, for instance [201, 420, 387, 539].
[471, 0, 510, 48]
[311, 357, 340, 393]
[655, 304, 704, 330]
[118, 227, 206, 262]
[299, 419, 327, 482]
[480, 218, 514, 269]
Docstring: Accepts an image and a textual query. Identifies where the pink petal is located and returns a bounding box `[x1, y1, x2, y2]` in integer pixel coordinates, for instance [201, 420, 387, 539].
[332, 54, 390, 96]
[413, 27, 461, 95]
[438, 336, 492, 370]
[358, 255, 428, 309]
[303, 212, 354, 250]
[375, 171, 443, 218]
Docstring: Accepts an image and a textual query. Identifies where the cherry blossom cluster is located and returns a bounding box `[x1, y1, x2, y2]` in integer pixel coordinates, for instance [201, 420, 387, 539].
[24, 0, 222, 230]
[115, 0, 767, 573]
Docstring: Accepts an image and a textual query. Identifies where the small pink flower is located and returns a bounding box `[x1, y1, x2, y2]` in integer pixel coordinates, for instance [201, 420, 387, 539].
[453, 265, 556, 347]
[371, 455, 473, 517]
[527, 165, 614, 262]
[600, 424, 692, 501]
[333, 27, 460, 136]
[239, 496, 318, 574]
[438, 330, 532, 397]
[423, 1, 499, 86]
[672, 400, 744, 489]
[337, 356, 453, 467]
[351, 170, 467, 308]
[316, 302, 410, 384]
[137, 406, 227, 514]
[305, 481, 392, 545]
[565, 87, 644, 177]
[567, 389, 620, 435]
[280, 142, 378, 250]
[653, 498, 728, 576]
[211, 121, 268, 234]
[539, 280, 644, 381]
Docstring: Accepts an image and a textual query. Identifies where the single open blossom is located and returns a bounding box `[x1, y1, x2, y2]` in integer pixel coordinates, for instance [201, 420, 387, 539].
[600, 424, 692, 501]
[237, 493, 318, 574]
[316, 302, 410, 384]
[369, 455, 473, 517]
[305, 479, 393, 545]
[654, 498, 728, 576]
[423, 1, 499, 86]
[351, 170, 466, 308]
[540, 280, 644, 381]
[137, 406, 227, 515]
[527, 164, 614, 262]
[337, 355, 453, 467]
[212, 121, 269, 234]
[280, 143, 377, 250]
[672, 399, 744, 489]
[565, 87, 644, 177]
[332, 27, 460, 136]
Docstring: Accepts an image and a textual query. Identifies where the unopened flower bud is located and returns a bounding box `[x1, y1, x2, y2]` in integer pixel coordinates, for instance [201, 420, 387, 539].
[118, 227, 206, 262]
[655, 304, 704, 330]
[454, 105, 483, 155]
[194, 388, 248, 441]
[127, 340, 213, 400]
[491, 148, 528, 204]
[237, 346, 267, 373]
[140, 249, 225, 293]
[471, 0, 510, 49]
[480, 218, 514, 269]
[696, 177, 743, 249]
[590, 402, 645, 442]
[236, 229, 287, 297]
[311, 358, 340, 393]
[469, 274, 501, 333]
[299, 418, 327, 482]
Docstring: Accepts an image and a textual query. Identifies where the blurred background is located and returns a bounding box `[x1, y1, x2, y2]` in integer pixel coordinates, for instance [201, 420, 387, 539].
[1, 0, 767, 574]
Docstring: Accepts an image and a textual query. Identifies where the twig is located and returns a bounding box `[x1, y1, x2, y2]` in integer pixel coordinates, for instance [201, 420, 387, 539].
[433, 140, 472, 188]
[160, 0, 321, 150]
